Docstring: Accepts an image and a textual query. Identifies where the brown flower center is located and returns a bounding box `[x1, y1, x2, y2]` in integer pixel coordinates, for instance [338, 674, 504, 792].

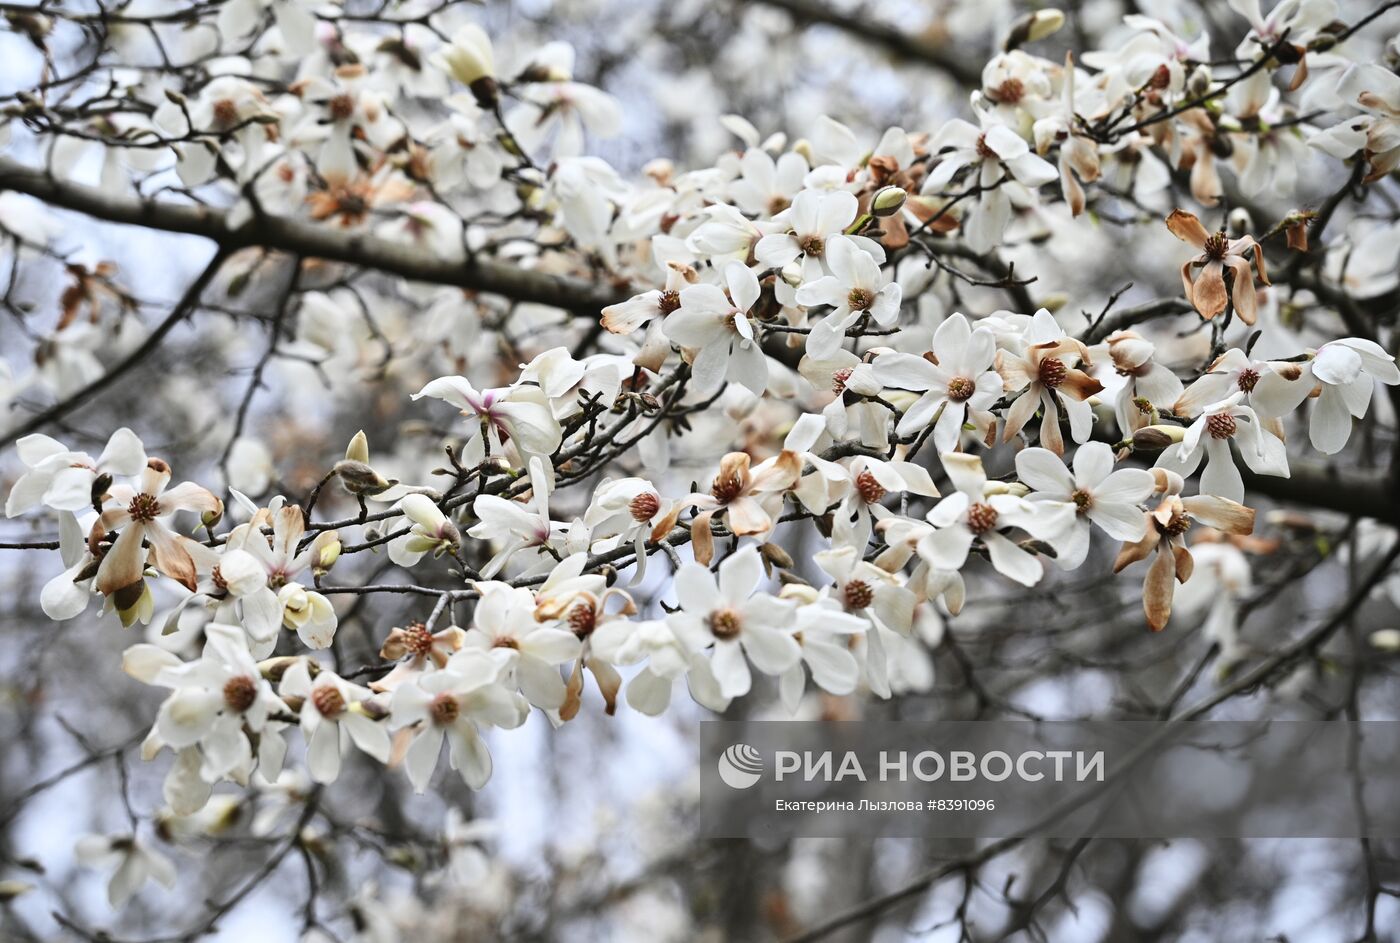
[430, 692, 459, 726]
[127, 493, 161, 523]
[1203, 231, 1229, 261]
[1038, 357, 1068, 388]
[975, 134, 998, 161]
[1162, 512, 1192, 537]
[1237, 368, 1259, 393]
[223, 675, 258, 713]
[211, 99, 239, 129]
[327, 93, 355, 122]
[768, 195, 792, 216]
[711, 472, 745, 503]
[947, 376, 975, 402]
[855, 470, 886, 504]
[1071, 489, 1093, 513]
[832, 367, 853, 394]
[658, 289, 681, 315]
[1207, 413, 1237, 439]
[798, 235, 825, 257]
[847, 288, 874, 312]
[629, 492, 661, 522]
[709, 607, 743, 640]
[990, 78, 1025, 104]
[402, 621, 434, 658]
[967, 502, 999, 535]
[568, 603, 596, 638]
[843, 579, 873, 610]
[312, 685, 346, 717]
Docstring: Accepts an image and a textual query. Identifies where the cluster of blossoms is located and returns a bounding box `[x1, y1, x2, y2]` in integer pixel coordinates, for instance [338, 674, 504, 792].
[3, 0, 1400, 914]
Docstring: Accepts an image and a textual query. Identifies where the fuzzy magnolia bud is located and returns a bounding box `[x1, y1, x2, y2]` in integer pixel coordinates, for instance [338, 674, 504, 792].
[1005, 9, 1065, 50]
[333, 459, 395, 495]
[1227, 207, 1253, 236]
[871, 186, 907, 217]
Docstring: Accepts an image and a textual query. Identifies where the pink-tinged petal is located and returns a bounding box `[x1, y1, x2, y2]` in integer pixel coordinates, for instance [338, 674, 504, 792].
[161, 481, 221, 516]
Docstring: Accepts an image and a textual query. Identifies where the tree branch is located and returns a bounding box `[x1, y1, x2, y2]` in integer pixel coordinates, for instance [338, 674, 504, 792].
[0, 156, 625, 314]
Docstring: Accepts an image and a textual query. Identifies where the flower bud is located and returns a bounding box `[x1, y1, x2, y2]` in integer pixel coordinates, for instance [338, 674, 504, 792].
[1004, 9, 1064, 50]
[1370, 629, 1400, 652]
[433, 24, 496, 88]
[314, 537, 341, 578]
[1133, 424, 1187, 451]
[201, 501, 224, 529]
[1227, 207, 1253, 236]
[333, 459, 395, 495]
[345, 430, 370, 464]
[760, 542, 795, 570]
[871, 186, 907, 217]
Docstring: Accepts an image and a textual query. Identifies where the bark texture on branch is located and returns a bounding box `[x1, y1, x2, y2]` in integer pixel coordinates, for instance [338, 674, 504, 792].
[0, 156, 627, 314]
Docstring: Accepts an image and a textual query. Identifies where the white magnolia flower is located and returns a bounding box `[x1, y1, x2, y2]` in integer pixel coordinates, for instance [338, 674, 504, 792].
[919, 453, 1073, 586]
[777, 589, 867, 712]
[461, 582, 581, 710]
[74, 833, 176, 909]
[413, 377, 563, 465]
[389, 650, 527, 791]
[921, 115, 1056, 252]
[228, 501, 339, 652]
[1297, 338, 1400, 454]
[794, 235, 902, 359]
[590, 617, 730, 716]
[755, 189, 870, 283]
[1156, 393, 1290, 504]
[280, 662, 391, 784]
[388, 493, 461, 567]
[1092, 331, 1185, 435]
[468, 457, 564, 577]
[664, 261, 770, 396]
[123, 624, 289, 787]
[729, 147, 808, 218]
[6, 427, 146, 517]
[666, 547, 799, 699]
[94, 459, 221, 596]
[42, 511, 97, 621]
[1015, 442, 1155, 568]
[874, 313, 1001, 451]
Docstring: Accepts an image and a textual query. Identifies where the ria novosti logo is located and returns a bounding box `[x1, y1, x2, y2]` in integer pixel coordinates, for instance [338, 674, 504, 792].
[718, 743, 764, 789]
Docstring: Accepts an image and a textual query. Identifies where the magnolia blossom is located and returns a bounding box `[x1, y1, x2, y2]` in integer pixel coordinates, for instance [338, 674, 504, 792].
[663, 261, 769, 396]
[5, 427, 145, 517]
[227, 502, 340, 651]
[1016, 442, 1154, 568]
[755, 189, 863, 282]
[74, 834, 176, 909]
[775, 587, 867, 711]
[461, 582, 581, 710]
[388, 493, 462, 567]
[874, 313, 1001, 451]
[280, 662, 391, 784]
[921, 114, 1057, 252]
[468, 457, 564, 577]
[1310, 65, 1400, 182]
[1156, 393, 1289, 505]
[123, 624, 289, 790]
[413, 377, 563, 464]
[1091, 330, 1184, 435]
[997, 316, 1103, 456]
[1114, 472, 1257, 631]
[685, 450, 800, 564]
[666, 547, 799, 699]
[389, 650, 527, 791]
[795, 235, 902, 359]
[94, 459, 221, 596]
[919, 453, 1073, 587]
[1167, 210, 1269, 323]
[1296, 338, 1400, 454]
